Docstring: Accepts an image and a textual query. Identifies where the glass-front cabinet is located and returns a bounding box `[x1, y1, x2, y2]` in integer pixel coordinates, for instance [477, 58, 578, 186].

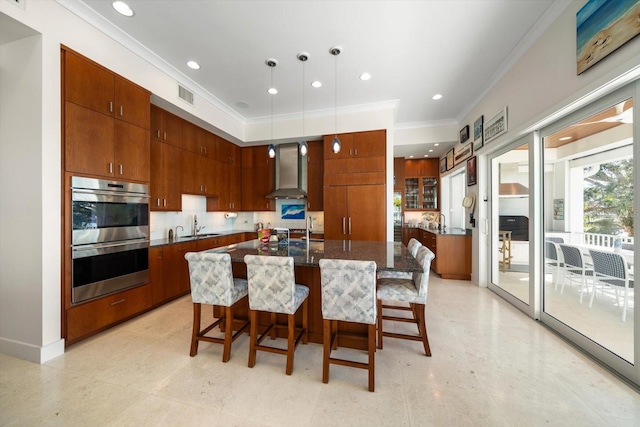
[403, 158, 439, 211]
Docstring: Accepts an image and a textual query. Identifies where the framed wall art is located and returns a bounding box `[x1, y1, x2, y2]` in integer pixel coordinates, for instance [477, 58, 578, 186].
[454, 142, 473, 165]
[446, 149, 454, 170]
[466, 156, 477, 186]
[473, 115, 484, 149]
[484, 107, 507, 144]
[440, 157, 447, 173]
[459, 125, 470, 144]
[577, 0, 640, 75]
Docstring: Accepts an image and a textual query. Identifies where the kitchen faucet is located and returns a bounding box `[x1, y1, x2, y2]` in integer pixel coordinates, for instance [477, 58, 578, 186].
[175, 225, 184, 238]
[439, 213, 446, 233]
[306, 215, 313, 242]
[193, 215, 205, 236]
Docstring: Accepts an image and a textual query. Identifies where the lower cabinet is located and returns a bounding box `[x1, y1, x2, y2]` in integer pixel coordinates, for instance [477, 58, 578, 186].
[66, 283, 152, 345]
[418, 229, 471, 280]
[150, 240, 196, 306]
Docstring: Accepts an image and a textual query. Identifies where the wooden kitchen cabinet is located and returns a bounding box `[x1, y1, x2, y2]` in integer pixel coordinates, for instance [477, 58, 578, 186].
[182, 149, 217, 196]
[150, 105, 182, 147]
[418, 228, 471, 280]
[181, 119, 212, 156]
[216, 137, 242, 165]
[64, 49, 150, 130]
[323, 130, 386, 186]
[404, 158, 439, 211]
[163, 241, 196, 303]
[150, 140, 182, 211]
[324, 184, 386, 241]
[241, 145, 275, 211]
[208, 161, 241, 211]
[394, 157, 405, 192]
[306, 140, 324, 211]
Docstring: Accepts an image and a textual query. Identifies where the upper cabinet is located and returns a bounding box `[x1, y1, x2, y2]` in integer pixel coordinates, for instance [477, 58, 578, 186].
[241, 146, 275, 211]
[63, 48, 150, 182]
[403, 158, 439, 211]
[323, 129, 386, 186]
[393, 157, 405, 193]
[150, 105, 182, 147]
[306, 141, 324, 211]
[64, 49, 150, 130]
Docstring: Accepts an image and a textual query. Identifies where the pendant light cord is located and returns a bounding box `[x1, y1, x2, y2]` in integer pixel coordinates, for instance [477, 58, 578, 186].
[334, 52, 338, 137]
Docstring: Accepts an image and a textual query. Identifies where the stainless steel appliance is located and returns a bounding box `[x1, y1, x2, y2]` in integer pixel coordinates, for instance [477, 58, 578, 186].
[70, 177, 150, 304]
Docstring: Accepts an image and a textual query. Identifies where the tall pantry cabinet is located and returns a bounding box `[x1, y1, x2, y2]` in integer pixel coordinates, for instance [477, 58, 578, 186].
[323, 130, 386, 241]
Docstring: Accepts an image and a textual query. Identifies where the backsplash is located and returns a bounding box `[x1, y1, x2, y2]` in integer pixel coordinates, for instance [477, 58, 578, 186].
[150, 195, 324, 240]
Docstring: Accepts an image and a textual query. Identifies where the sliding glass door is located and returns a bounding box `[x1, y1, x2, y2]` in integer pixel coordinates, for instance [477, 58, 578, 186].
[540, 84, 636, 381]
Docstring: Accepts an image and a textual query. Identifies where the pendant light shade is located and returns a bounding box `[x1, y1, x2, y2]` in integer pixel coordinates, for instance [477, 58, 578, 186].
[298, 52, 309, 157]
[266, 58, 278, 159]
[330, 46, 342, 154]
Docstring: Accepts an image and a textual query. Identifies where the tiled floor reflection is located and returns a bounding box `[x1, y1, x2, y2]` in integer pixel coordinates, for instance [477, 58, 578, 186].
[2, 275, 639, 426]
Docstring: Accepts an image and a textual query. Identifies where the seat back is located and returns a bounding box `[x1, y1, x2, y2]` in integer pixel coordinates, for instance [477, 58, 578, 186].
[545, 241, 559, 262]
[407, 238, 422, 257]
[413, 246, 435, 298]
[546, 237, 564, 243]
[319, 259, 377, 325]
[244, 255, 296, 313]
[185, 252, 235, 306]
[589, 249, 629, 288]
[559, 244, 584, 269]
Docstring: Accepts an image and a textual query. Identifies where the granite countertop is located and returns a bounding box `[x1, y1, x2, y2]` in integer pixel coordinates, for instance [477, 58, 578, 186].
[150, 229, 255, 247]
[404, 224, 471, 236]
[207, 239, 422, 272]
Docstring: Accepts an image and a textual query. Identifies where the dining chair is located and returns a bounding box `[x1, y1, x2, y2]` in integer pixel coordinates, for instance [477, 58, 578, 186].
[545, 241, 563, 290]
[244, 255, 309, 375]
[184, 252, 250, 362]
[377, 238, 421, 280]
[558, 244, 593, 302]
[588, 249, 634, 322]
[376, 246, 435, 356]
[319, 259, 377, 392]
[546, 236, 565, 243]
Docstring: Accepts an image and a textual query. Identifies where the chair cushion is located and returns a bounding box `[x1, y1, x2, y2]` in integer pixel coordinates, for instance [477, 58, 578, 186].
[377, 270, 413, 280]
[377, 277, 423, 304]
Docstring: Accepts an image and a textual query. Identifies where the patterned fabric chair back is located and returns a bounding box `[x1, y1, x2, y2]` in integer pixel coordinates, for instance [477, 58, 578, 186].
[559, 244, 584, 269]
[185, 252, 236, 306]
[407, 238, 422, 257]
[589, 249, 631, 288]
[244, 255, 298, 314]
[413, 246, 435, 298]
[319, 259, 377, 325]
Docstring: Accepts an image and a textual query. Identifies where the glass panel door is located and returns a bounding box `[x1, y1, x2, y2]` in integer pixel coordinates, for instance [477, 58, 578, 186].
[489, 138, 532, 307]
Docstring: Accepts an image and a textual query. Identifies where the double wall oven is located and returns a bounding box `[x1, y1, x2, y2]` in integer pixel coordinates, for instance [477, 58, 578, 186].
[71, 176, 150, 304]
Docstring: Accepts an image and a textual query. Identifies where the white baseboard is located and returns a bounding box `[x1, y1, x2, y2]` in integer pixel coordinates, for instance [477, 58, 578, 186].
[0, 337, 65, 364]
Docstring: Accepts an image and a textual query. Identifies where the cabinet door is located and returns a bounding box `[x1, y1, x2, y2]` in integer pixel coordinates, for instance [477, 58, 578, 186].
[182, 150, 205, 194]
[64, 51, 114, 116]
[347, 184, 386, 241]
[404, 159, 422, 177]
[163, 143, 183, 211]
[181, 120, 207, 155]
[393, 157, 405, 192]
[150, 140, 163, 210]
[165, 241, 196, 300]
[324, 186, 349, 239]
[229, 165, 242, 210]
[150, 105, 162, 141]
[307, 141, 324, 211]
[161, 110, 182, 148]
[404, 178, 419, 210]
[149, 247, 164, 306]
[65, 102, 114, 177]
[353, 130, 385, 157]
[114, 76, 150, 129]
[323, 133, 354, 159]
[114, 121, 150, 182]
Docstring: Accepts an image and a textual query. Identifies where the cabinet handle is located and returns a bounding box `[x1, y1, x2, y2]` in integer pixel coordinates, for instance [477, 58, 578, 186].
[163, 198, 167, 207]
[349, 149, 353, 156]
[342, 217, 346, 235]
[110, 299, 125, 306]
[119, 164, 123, 175]
[119, 106, 123, 117]
[156, 198, 160, 207]
[354, 148, 358, 156]
[163, 132, 167, 141]
[157, 130, 160, 139]
[348, 217, 352, 235]
[109, 101, 113, 113]
[109, 162, 113, 174]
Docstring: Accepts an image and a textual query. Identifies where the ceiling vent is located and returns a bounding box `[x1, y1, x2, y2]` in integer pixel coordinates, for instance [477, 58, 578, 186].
[178, 85, 194, 105]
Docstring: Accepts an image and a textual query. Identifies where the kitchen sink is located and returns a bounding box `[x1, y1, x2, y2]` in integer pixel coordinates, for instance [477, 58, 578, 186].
[177, 233, 221, 239]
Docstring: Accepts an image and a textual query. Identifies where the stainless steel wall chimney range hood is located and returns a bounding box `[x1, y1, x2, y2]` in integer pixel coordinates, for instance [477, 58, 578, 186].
[266, 143, 308, 199]
[499, 182, 529, 197]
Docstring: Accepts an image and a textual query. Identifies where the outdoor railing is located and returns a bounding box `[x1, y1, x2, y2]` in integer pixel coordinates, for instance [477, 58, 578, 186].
[572, 232, 634, 248]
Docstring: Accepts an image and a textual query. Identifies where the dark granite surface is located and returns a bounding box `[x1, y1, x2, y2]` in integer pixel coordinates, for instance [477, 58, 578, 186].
[206, 239, 422, 272]
[150, 229, 325, 248]
[404, 225, 471, 236]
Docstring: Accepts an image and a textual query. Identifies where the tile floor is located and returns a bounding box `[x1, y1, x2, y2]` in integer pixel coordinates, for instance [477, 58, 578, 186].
[2, 275, 639, 426]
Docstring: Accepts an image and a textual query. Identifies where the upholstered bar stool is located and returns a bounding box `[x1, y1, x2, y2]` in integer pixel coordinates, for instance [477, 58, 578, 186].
[319, 259, 377, 392]
[244, 255, 309, 375]
[377, 238, 421, 280]
[377, 246, 435, 356]
[184, 252, 250, 362]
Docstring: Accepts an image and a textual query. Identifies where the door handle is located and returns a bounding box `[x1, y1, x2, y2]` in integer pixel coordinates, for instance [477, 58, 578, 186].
[342, 217, 346, 235]
[119, 106, 124, 117]
[119, 164, 123, 175]
[109, 162, 113, 174]
[348, 217, 352, 235]
[109, 101, 113, 113]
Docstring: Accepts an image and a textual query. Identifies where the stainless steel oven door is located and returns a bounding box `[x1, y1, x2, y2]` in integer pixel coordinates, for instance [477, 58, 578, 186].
[72, 189, 149, 245]
[72, 239, 149, 304]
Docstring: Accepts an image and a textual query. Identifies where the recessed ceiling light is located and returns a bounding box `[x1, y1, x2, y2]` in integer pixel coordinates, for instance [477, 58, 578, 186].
[359, 73, 371, 81]
[434, 143, 439, 146]
[311, 81, 322, 88]
[235, 101, 250, 109]
[409, 155, 414, 158]
[432, 94, 443, 100]
[424, 154, 429, 157]
[112, 1, 134, 16]
[559, 136, 572, 141]
[186, 60, 200, 70]
[429, 149, 433, 152]
[268, 88, 278, 95]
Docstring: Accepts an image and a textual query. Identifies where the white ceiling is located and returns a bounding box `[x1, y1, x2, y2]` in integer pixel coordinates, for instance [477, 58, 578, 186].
[61, 1, 561, 157]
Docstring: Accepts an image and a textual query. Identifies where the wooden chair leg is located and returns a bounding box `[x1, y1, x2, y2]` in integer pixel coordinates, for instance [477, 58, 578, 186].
[270, 312, 277, 340]
[190, 303, 201, 357]
[248, 309, 258, 368]
[222, 305, 233, 363]
[286, 313, 295, 375]
[415, 303, 431, 357]
[368, 323, 376, 392]
[331, 320, 338, 350]
[302, 298, 309, 344]
[376, 299, 383, 349]
[322, 318, 331, 384]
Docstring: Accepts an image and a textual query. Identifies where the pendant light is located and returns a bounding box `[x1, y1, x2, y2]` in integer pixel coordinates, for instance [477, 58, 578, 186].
[297, 52, 309, 157]
[266, 58, 278, 158]
[330, 46, 342, 154]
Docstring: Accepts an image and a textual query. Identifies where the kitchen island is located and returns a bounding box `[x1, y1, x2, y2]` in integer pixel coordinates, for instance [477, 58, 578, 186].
[209, 239, 422, 349]
[404, 226, 472, 280]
